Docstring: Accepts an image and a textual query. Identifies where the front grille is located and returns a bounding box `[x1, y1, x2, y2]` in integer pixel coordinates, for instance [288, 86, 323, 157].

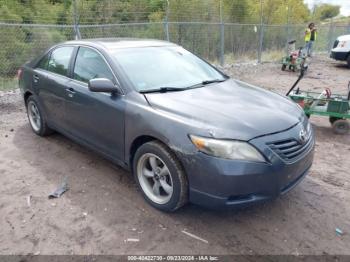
[267, 135, 313, 162]
[333, 40, 339, 48]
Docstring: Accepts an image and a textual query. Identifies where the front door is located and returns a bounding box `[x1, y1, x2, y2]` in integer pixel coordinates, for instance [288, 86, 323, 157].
[64, 47, 125, 161]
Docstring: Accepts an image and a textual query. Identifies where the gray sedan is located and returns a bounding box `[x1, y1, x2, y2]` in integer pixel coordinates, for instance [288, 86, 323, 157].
[19, 38, 315, 211]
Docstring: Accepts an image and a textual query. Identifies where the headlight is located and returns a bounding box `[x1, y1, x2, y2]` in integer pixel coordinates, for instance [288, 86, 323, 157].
[189, 135, 265, 162]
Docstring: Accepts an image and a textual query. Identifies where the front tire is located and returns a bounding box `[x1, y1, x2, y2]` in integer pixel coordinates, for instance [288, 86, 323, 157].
[133, 141, 188, 212]
[26, 96, 53, 136]
[347, 55, 350, 69]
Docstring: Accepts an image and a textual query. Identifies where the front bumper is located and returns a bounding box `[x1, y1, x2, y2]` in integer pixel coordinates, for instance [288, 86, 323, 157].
[179, 123, 315, 209]
[330, 51, 348, 61]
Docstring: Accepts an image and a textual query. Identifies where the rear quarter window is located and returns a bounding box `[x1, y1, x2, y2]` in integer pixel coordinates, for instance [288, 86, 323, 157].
[36, 53, 50, 70]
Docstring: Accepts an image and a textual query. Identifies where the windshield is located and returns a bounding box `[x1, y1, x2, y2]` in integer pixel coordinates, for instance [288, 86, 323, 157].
[110, 46, 226, 92]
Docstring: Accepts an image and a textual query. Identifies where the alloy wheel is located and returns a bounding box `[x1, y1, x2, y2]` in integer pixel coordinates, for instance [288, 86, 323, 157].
[27, 101, 41, 132]
[137, 153, 173, 205]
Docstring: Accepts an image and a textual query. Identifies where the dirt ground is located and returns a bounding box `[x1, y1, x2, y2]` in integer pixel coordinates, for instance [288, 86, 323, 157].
[0, 55, 349, 256]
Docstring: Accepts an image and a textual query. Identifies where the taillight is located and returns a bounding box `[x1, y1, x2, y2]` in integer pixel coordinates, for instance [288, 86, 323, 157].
[17, 68, 23, 79]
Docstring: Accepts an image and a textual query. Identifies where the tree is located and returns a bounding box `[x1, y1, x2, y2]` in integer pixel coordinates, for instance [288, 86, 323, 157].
[223, 0, 249, 23]
[314, 4, 340, 21]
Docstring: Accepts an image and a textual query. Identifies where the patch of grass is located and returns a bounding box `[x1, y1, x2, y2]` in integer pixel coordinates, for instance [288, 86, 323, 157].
[214, 49, 287, 66]
[0, 77, 18, 92]
[223, 52, 258, 64]
[261, 49, 285, 62]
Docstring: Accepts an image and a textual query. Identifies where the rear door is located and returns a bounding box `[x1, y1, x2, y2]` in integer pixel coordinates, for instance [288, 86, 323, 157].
[32, 52, 50, 93]
[38, 46, 75, 129]
[65, 46, 125, 161]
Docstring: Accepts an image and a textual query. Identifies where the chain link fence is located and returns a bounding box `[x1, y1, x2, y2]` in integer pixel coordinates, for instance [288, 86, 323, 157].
[0, 21, 349, 90]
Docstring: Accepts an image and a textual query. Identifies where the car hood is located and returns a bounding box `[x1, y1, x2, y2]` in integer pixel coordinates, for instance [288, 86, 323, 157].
[337, 34, 350, 41]
[144, 79, 303, 141]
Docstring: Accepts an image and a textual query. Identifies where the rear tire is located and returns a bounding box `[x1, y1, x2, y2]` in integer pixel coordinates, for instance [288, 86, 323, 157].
[133, 141, 188, 212]
[26, 96, 53, 136]
[281, 64, 286, 71]
[347, 55, 350, 69]
[332, 119, 350, 135]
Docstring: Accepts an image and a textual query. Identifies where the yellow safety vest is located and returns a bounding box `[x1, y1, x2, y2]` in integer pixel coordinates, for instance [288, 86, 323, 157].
[305, 28, 317, 42]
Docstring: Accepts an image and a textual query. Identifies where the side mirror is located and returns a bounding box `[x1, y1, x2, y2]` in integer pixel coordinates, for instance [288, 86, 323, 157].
[88, 78, 121, 94]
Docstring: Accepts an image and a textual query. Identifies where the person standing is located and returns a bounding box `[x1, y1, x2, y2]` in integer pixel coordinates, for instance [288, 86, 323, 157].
[304, 23, 317, 57]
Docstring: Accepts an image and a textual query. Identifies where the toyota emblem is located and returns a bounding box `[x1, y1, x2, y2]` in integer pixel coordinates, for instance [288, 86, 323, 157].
[299, 128, 307, 144]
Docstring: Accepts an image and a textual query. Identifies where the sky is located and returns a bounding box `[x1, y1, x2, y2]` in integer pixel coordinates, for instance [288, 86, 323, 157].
[304, 0, 350, 16]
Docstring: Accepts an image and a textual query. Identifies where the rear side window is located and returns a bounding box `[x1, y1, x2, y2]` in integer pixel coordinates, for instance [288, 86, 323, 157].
[47, 46, 74, 76]
[73, 47, 114, 83]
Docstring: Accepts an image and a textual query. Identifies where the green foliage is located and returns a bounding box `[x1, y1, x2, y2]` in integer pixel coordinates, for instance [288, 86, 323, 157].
[248, 0, 309, 25]
[223, 0, 250, 23]
[0, 0, 346, 80]
[0, 0, 315, 25]
[0, 0, 72, 24]
[0, 27, 28, 76]
[0, 77, 18, 91]
[314, 4, 340, 21]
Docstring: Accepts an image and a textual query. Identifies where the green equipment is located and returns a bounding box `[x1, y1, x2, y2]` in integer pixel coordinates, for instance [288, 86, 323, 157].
[287, 67, 350, 134]
[281, 40, 306, 72]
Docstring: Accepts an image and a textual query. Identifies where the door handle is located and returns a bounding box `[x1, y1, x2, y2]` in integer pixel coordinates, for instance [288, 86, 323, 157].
[66, 88, 76, 93]
[65, 88, 76, 97]
[33, 75, 39, 83]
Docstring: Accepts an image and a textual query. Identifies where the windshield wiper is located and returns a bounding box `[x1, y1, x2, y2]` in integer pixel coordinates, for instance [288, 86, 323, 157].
[140, 78, 228, 94]
[202, 79, 227, 85]
[185, 78, 228, 89]
[139, 87, 188, 94]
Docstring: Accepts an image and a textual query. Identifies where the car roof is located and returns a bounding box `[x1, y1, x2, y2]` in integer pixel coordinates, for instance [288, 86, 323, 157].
[64, 38, 177, 50]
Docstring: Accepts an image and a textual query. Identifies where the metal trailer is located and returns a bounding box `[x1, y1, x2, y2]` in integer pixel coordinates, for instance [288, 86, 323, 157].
[286, 68, 350, 134]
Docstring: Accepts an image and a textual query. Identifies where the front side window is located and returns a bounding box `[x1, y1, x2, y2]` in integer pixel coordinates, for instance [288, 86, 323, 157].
[47, 46, 74, 76]
[110, 46, 226, 92]
[73, 47, 114, 83]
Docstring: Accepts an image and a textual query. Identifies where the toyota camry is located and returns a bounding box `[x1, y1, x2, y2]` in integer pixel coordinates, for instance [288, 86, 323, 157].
[19, 38, 315, 211]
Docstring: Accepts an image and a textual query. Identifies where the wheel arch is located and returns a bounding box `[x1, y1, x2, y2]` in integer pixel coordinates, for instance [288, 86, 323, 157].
[129, 134, 189, 211]
[24, 91, 33, 105]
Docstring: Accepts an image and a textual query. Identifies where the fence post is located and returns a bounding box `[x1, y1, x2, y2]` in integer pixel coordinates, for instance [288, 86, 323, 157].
[220, 24, 225, 66]
[164, 0, 170, 41]
[257, 0, 264, 63]
[327, 18, 334, 53]
[285, 3, 290, 55]
[73, 0, 81, 40]
[219, 0, 224, 66]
